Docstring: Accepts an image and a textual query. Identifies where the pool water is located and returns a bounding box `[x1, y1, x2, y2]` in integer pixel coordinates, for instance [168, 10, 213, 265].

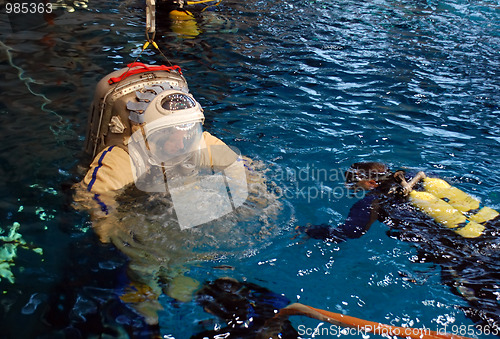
[0, 0, 499, 338]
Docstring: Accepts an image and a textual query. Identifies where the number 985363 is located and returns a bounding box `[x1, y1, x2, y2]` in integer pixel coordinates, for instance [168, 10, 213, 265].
[5, 2, 53, 14]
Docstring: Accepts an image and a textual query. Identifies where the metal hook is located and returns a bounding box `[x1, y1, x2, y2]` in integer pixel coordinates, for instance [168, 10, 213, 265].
[146, 0, 156, 38]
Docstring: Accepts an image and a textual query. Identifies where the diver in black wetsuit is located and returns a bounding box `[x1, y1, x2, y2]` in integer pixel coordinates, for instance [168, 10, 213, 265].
[191, 278, 299, 339]
[304, 162, 426, 241]
[303, 162, 500, 331]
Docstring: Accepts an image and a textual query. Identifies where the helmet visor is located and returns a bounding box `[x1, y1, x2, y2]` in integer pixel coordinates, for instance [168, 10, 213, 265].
[147, 121, 203, 165]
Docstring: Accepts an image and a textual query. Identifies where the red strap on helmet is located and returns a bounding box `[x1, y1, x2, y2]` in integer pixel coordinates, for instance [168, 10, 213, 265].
[108, 62, 183, 85]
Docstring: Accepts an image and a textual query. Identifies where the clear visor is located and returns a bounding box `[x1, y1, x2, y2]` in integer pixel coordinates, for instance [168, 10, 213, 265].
[146, 121, 203, 165]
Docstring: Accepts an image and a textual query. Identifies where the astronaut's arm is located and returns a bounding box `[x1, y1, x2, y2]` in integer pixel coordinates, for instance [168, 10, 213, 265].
[72, 146, 134, 242]
[82, 146, 135, 194]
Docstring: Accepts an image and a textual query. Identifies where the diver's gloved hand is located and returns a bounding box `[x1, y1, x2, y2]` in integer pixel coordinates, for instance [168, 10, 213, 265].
[389, 171, 410, 196]
[296, 224, 343, 241]
[388, 185, 407, 197]
[302, 224, 332, 239]
[390, 170, 426, 197]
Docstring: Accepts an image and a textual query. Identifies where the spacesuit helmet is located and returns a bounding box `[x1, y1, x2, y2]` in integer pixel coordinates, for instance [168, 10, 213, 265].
[128, 88, 205, 171]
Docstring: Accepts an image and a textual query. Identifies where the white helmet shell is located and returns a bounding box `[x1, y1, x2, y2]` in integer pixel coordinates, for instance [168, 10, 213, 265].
[142, 90, 205, 131]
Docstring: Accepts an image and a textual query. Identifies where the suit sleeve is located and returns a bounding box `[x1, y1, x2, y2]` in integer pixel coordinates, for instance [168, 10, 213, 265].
[306, 195, 379, 241]
[83, 146, 134, 194]
[73, 146, 134, 218]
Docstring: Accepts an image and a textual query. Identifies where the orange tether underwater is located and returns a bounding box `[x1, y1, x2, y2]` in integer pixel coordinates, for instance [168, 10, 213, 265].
[276, 303, 473, 339]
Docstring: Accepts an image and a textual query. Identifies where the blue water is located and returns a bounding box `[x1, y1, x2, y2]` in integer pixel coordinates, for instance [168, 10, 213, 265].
[1, 0, 499, 338]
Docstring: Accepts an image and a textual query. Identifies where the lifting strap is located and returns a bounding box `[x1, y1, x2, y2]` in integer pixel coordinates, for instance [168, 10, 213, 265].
[108, 62, 182, 85]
